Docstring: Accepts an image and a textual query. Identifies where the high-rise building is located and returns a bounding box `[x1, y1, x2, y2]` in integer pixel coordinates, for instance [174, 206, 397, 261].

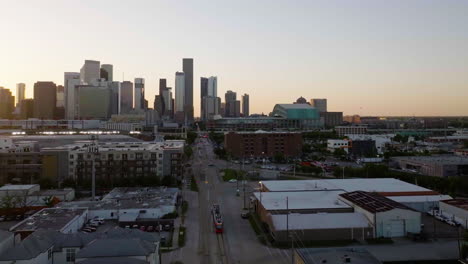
[162, 88, 173, 118]
[0, 87, 14, 119]
[242, 94, 249, 117]
[225, 90, 240, 117]
[100, 64, 113, 82]
[159, 79, 167, 96]
[120, 81, 133, 114]
[182, 58, 194, 122]
[80, 60, 100, 84]
[310, 98, 327, 113]
[16, 83, 25, 107]
[33, 82, 57, 119]
[77, 85, 111, 119]
[134, 78, 145, 111]
[109, 81, 120, 115]
[19, 99, 34, 119]
[208, 76, 217, 97]
[200, 77, 208, 119]
[175, 72, 185, 113]
[56, 85, 65, 108]
[64, 72, 80, 119]
[202, 96, 221, 120]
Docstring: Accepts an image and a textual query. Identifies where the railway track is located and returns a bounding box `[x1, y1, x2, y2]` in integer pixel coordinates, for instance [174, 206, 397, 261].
[216, 233, 229, 264]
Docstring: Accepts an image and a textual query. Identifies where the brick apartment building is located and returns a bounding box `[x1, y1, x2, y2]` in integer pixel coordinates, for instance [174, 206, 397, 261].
[224, 131, 302, 158]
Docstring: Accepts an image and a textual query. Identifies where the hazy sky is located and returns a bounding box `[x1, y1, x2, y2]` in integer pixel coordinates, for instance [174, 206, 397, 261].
[1, 0, 467, 116]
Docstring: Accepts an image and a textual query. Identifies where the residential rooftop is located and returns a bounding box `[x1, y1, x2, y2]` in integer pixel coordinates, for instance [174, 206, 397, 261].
[253, 190, 349, 210]
[42, 140, 184, 152]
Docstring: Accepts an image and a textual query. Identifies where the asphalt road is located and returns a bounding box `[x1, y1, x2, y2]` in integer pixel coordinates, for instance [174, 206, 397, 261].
[190, 136, 290, 264]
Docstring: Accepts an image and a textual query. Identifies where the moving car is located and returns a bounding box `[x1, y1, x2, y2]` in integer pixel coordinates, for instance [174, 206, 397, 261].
[241, 209, 250, 219]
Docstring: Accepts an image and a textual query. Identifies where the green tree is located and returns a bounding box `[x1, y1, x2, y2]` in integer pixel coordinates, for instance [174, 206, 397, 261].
[186, 131, 198, 144]
[464, 140, 468, 149]
[333, 148, 347, 159]
[273, 152, 285, 163]
[184, 145, 193, 159]
[42, 196, 55, 207]
[302, 143, 312, 153]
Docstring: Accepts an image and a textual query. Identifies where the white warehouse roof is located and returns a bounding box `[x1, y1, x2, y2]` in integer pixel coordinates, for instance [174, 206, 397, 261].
[271, 212, 370, 231]
[253, 191, 349, 210]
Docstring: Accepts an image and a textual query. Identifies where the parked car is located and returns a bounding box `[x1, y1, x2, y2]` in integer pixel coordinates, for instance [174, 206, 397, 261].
[228, 179, 237, 183]
[241, 210, 250, 219]
[163, 224, 172, 231]
[0, 215, 5, 222]
[147, 226, 154, 232]
[88, 222, 99, 228]
[84, 226, 97, 232]
[125, 225, 130, 229]
[132, 224, 139, 229]
[16, 215, 23, 220]
[82, 228, 93, 233]
[139, 226, 146, 231]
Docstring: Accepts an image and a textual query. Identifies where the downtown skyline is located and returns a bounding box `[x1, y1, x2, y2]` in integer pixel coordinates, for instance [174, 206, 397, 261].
[1, 0, 468, 117]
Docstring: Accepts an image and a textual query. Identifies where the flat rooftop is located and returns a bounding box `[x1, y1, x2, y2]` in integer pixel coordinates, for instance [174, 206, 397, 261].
[0, 184, 38, 191]
[253, 190, 349, 210]
[296, 247, 381, 264]
[392, 155, 468, 165]
[271, 212, 370, 231]
[441, 199, 468, 211]
[11, 208, 87, 232]
[43, 141, 184, 152]
[340, 191, 413, 213]
[260, 178, 432, 194]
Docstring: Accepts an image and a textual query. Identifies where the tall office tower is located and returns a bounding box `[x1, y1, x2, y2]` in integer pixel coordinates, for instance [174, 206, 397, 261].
[0, 87, 14, 119]
[16, 83, 25, 107]
[202, 96, 220, 120]
[175, 72, 185, 113]
[200, 77, 208, 119]
[134, 78, 145, 110]
[33, 81, 57, 119]
[207, 76, 217, 97]
[19, 99, 34, 119]
[100, 64, 113, 82]
[242, 93, 249, 117]
[56, 85, 65, 108]
[310, 98, 327, 113]
[64, 72, 81, 119]
[80, 60, 100, 84]
[225, 90, 240, 117]
[154, 95, 164, 118]
[182, 58, 194, 122]
[220, 102, 226, 117]
[109, 82, 120, 115]
[76, 85, 111, 119]
[159, 79, 167, 96]
[162, 88, 173, 118]
[120, 81, 133, 114]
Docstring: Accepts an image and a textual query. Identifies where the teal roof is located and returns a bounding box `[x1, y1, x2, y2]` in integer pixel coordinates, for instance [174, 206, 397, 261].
[272, 104, 319, 120]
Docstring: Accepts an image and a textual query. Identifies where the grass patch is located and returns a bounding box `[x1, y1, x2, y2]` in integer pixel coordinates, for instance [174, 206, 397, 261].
[178, 226, 186, 247]
[366, 237, 394, 244]
[221, 169, 245, 182]
[190, 176, 198, 192]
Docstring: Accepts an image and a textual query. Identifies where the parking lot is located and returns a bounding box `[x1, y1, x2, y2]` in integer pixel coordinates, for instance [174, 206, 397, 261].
[421, 214, 461, 239]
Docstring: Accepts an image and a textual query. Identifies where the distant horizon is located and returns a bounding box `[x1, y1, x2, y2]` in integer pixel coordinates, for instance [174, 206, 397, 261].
[1, 1, 468, 116]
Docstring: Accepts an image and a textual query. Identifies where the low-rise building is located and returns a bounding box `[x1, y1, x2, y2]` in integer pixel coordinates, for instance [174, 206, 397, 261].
[390, 156, 468, 177]
[439, 199, 468, 228]
[346, 134, 394, 155]
[224, 131, 302, 158]
[295, 248, 382, 264]
[327, 139, 350, 153]
[10, 208, 88, 240]
[0, 139, 41, 185]
[320, 111, 343, 128]
[339, 191, 421, 238]
[336, 125, 368, 137]
[0, 184, 74, 207]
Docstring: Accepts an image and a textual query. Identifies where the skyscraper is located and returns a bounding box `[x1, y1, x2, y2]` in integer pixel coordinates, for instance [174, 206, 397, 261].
[64, 72, 80, 119]
[16, 83, 25, 107]
[159, 79, 167, 96]
[109, 81, 120, 115]
[182, 58, 193, 122]
[120, 81, 133, 114]
[200, 77, 208, 119]
[225, 90, 240, 117]
[100, 64, 113, 82]
[162, 87, 173, 118]
[80, 60, 100, 84]
[134, 78, 145, 111]
[56, 85, 65, 108]
[207, 76, 217, 97]
[0, 87, 14, 119]
[33, 81, 57, 119]
[242, 94, 249, 117]
[175, 72, 185, 113]
[310, 98, 327, 113]
[202, 96, 221, 120]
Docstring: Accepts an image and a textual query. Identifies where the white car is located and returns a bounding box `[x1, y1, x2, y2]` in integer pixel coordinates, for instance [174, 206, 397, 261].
[228, 179, 237, 183]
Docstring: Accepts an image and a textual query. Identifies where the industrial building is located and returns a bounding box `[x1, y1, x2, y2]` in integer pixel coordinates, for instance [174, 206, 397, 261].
[294, 248, 382, 264]
[9, 208, 88, 240]
[0, 184, 74, 207]
[259, 178, 451, 213]
[340, 191, 421, 238]
[224, 131, 302, 158]
[390, 156, 468, 177]
[0, 138, 41, 184]
[336, 125, 368, 137]
[439, 199, 468, 228]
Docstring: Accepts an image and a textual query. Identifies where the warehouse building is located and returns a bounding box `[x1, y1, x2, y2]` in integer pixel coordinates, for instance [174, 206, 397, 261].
[439, 199, 468, 228]
[294, 248, 382, 264]
[390, 156, 468, 177]
[339, 191, 421, 238]
[259, 178, 451, 213]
